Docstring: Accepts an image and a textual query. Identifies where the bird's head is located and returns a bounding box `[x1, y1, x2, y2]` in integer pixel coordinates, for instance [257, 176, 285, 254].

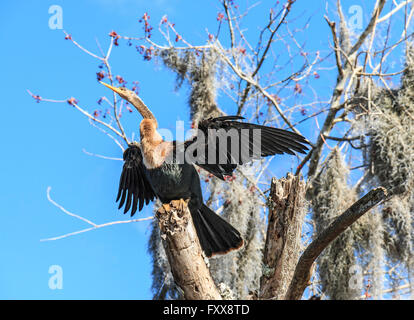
[100, 81, 156, 121]
[100, 81, 136, 102]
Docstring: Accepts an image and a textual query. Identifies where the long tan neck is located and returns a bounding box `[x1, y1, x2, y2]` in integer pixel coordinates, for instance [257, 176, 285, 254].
[140, 119, 162, 145]
[140, 119, 171, 169]
[130, 94, 157, 125]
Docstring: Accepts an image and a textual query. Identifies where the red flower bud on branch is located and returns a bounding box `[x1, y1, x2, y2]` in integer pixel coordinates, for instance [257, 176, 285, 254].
[67, 97, 78, 106]
[294, 82, 302, 94]
[96, 71, 105, 81]
[109, 30, 121, 46]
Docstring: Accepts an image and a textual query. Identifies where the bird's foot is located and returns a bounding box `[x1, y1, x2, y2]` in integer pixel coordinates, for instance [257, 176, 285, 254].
[156, 199, 190, 237]
[158, 203, 171, 215]
[170, 199, 190, 213]
[156, 199, 189, 219]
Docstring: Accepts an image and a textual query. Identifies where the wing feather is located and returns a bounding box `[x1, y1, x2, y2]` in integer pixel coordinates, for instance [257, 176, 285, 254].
[182, 116, 310, 180]
[116, 144, 156, 216]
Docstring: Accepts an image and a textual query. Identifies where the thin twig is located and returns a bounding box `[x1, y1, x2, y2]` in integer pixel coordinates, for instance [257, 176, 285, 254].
[42, 187, 153, 242]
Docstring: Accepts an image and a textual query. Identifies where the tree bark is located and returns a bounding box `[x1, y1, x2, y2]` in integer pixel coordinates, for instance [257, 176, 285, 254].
[259, 173, 307, 299]
[156, 199, 222, 300]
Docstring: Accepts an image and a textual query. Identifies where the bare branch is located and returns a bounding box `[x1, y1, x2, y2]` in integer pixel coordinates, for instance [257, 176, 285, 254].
[324, 17, 343, 78]
[377, 0, 414, 23]
[46, 186, 97, 227]
[42, 187, 153, 242]
[349, 0, 386, 56]
[82, 148, 123, 161]
[214, 42, 303, 135]
[27, 90, 128, 143]
[285, 187, 388, 300]
[63, 30, 103, 61]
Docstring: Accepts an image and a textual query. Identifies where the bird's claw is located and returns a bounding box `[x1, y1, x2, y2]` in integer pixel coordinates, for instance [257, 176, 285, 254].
[157, 199, 189, 219]
[158, 203, 171, 215]
[170, 199, 189, 212]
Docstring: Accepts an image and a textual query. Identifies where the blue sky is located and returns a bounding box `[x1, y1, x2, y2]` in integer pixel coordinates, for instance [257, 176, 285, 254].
[0, 0, 403, 299]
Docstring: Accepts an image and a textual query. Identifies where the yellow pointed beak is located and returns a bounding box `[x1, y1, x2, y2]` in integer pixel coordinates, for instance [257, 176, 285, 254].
[99, 81, 122, 95]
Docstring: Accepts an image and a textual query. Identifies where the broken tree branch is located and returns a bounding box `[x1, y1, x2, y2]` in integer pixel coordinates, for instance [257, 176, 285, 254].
[259, 173, 307, 299]
[285, 186, 387, 300]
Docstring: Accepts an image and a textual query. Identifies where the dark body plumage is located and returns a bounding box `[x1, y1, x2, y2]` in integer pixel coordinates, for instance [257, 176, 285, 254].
[146, 162, 201, 208]
[146, 161, 243, 257]
[116, 116, 309, 257]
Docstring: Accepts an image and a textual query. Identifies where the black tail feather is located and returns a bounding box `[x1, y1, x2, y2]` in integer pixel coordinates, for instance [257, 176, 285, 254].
[190, 204, 244, 257]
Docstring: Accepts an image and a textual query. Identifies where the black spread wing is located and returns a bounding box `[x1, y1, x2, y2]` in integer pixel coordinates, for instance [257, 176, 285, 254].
[116, 144, 156, 216]
[182, 116, 310, 180]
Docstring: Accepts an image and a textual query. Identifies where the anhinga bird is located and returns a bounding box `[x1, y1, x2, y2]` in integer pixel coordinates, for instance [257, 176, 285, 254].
[101, 82, 309, 258]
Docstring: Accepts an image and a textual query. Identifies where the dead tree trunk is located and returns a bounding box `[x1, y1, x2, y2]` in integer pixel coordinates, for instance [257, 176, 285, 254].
[156, 199, 222, 300]
[259, 173, 307, 299]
